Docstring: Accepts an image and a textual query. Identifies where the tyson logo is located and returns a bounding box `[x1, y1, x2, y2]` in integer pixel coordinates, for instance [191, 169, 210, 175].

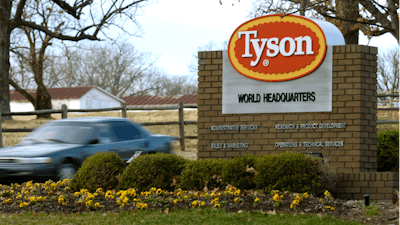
[228, 14, 327, 82]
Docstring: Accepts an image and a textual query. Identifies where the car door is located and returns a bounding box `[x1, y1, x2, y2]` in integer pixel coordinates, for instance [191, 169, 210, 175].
[108, 121, 149, 162]
[81, 123, 122, 160]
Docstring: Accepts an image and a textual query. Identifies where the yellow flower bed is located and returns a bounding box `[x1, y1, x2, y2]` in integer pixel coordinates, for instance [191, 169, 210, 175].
[0, 181, 337, 214]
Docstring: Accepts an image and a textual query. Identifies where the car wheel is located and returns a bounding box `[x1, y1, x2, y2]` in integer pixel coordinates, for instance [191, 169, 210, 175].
[56, 164, 77, 181]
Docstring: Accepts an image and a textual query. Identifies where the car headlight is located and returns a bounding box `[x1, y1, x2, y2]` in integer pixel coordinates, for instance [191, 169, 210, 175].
[14, 157, 54, 164]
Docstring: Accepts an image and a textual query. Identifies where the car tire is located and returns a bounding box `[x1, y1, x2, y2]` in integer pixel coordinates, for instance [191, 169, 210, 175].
[56, 164, 77, 181]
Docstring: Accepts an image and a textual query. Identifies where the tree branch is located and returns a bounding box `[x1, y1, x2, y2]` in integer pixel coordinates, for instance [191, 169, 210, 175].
[386, 0, 399, 40]
[359, 0, 391, 29]
[17, 20, 99, 41]
[9, 78, 36, 106]
[315, 11, 395, 34]
[51, 0, 81, 19]
[14, 0, 27, 22]
[92, 0, 146, 37]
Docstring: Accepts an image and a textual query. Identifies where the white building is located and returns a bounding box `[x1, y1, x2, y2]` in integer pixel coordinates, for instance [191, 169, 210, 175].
[10, 86, 125, 112]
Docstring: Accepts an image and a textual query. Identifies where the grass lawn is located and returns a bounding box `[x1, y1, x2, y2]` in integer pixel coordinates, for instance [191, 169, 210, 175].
[0, 209, 362, 225]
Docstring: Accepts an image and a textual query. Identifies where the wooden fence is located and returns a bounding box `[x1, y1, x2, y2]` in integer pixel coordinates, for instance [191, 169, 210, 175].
[377, 92, 399, 124]
[0, 101, 197, 149]
[377, 90, 399, 108]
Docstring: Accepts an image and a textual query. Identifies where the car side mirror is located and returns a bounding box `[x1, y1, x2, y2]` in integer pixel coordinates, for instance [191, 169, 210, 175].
[87, 138, 100, 145]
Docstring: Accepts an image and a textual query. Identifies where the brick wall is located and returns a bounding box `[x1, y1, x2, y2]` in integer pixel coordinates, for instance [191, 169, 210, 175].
[333, 172, 399, 203]
[197, 45, 378, 173]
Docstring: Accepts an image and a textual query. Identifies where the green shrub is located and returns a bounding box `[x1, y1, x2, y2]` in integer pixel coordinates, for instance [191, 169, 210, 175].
[69, 152, 126, 192]
[222, 154, 258, 190]
[254, 151, 322, 194]
[118, 153, 187, 192]
[377, 129, 399, 171]
[179, 159, 227, 191]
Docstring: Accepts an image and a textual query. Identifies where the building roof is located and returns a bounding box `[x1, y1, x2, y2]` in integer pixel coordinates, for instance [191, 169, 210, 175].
[83, 86, 125, 104]
[10, 86, 197, 105]
[120, 95, 198, 106]
[10, 86, 125, 104]
[10, 87, 93, 101]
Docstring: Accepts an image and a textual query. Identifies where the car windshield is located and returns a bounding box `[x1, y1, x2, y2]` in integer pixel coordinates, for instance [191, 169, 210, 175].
[22, 122, 95, 144]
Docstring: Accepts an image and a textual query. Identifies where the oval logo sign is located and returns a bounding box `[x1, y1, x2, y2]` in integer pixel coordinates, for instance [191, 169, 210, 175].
[228, 14, 327, 82]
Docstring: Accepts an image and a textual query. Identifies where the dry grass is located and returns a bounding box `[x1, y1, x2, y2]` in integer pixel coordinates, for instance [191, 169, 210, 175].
[377, 110, 399, 131]
[376, 123, 399, 131]
[1, 110, 198, 160]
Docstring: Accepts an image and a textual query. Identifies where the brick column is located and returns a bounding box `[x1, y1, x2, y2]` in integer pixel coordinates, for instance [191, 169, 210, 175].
[331, 45, 378, 172]
[197, 51, 224, 159]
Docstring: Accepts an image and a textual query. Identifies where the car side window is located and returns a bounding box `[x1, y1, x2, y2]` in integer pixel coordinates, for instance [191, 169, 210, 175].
[95, 123, 114, 143]
[109, 121, 142, 141]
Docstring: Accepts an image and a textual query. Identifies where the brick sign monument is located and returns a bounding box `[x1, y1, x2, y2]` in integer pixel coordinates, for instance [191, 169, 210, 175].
[197, 15, 398, 202]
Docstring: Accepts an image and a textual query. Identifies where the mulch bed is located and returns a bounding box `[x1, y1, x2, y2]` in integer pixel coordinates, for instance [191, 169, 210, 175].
[0, 181, 398, 225]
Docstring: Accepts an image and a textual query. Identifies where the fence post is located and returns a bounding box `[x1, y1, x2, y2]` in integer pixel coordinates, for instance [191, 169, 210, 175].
[122, 102, 127, 118]
[178, 100, 185, 151]
[0, 109, 3, 148]
[389, 90, 393, 108]
[61, 104, 68, 119]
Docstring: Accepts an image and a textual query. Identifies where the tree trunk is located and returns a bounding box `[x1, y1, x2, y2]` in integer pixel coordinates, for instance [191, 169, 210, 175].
[336, 0, 360, 44]
[299, 0, 308, 16]
[387, 0, 399, 42]
[33, 49, 52, 119]
[0, 1, 12, 120]
[27, 31, 53, 119]
[35, 85, 52, 119]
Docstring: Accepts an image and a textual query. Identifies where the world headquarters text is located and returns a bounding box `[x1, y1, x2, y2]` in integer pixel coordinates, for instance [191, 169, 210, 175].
[238, 92, 316, 103]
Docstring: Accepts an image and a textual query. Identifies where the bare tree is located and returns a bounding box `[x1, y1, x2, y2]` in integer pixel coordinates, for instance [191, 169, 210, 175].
[246, 0, 399, 44]
[45, 40, 198, 99]
[251, 0, 361, 44]
[8, 0, 67, 118]
[48, 43, 95, 88]
[188, 41, 228, 74]
[0, 0, 149, 119]
[155, 75, 198, 96]
[128, 68, 166, 96]
[377, 46, 399, 93]
[84, 42, 160, 97]
[10, 54, 34, 90]
[44, 41, 165, 97]
[182, 41, 228, 97]
[42, 48, 67, 88]
[377, 46, 399, 107]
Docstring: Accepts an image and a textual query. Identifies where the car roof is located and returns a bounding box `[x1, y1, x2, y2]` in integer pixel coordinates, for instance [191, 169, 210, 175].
[52, 117, 129, 123]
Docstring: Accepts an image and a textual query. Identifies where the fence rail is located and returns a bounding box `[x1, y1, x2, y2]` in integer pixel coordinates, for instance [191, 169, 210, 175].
[0, 101, 197, 149]
[377, 90, 399, 109]
[377, 91, 399, 124]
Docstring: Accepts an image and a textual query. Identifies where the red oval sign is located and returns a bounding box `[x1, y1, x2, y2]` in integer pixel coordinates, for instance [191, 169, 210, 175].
[228, 15, 327, 82]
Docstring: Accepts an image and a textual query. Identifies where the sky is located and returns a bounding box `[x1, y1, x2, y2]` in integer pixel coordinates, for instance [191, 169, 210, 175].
[129, 0, 399, 78]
